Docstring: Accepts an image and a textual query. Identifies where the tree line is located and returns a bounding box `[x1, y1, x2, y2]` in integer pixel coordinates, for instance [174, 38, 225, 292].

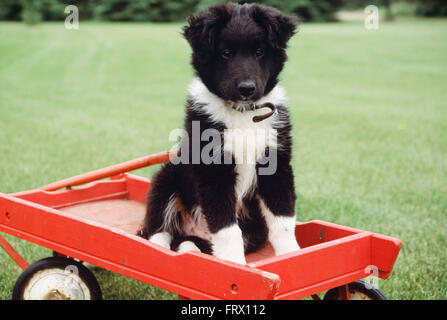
[1, 0, 445, 24]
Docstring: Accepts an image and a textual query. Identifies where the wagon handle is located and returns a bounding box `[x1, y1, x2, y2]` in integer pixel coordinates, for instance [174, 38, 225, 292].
[41, 151, 175, 192]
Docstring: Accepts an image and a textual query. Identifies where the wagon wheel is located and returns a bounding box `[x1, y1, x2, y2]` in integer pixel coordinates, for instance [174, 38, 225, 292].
[12, 257, 102, 300]
[323, 280, 388, 300]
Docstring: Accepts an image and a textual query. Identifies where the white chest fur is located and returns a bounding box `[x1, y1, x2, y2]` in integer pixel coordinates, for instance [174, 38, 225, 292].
[222, 110, 277, 202]
[188, 78, 287, 203]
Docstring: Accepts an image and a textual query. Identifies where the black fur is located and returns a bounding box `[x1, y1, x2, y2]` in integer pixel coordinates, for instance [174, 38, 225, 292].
[183, 2, 296, 102]
[139, 2, 298, 257]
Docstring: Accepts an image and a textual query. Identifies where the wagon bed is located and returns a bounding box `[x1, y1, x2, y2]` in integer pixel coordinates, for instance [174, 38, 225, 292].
[0, 153, 401, 300]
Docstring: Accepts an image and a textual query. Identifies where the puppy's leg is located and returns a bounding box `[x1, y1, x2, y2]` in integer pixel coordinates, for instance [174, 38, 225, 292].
[257, 155, 300, 256]
[142, 195, 176, 250]
[258, 199, 300, 255]
[238, 196, 269, 254]
[210, 224, 246, 264]
[138, 164, 181, 250]
[194, 162, 246, 265]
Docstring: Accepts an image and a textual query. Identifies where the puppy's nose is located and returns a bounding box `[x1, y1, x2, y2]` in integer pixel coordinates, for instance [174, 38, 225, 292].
[238, 81, 255, 98]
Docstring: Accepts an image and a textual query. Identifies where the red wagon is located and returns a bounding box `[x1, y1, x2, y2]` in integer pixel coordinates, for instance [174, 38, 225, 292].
[0, 152, 401, 300]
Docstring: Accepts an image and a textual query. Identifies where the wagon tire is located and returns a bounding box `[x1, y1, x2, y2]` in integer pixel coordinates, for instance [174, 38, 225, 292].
[52, 250, 68, 258]
[12, 257, 102, 300]
[323, 280, 388, 300]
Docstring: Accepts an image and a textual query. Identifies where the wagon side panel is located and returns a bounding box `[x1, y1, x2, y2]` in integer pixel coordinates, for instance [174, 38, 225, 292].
[253, 232, 373, 299]
[0, 193, 279, 300]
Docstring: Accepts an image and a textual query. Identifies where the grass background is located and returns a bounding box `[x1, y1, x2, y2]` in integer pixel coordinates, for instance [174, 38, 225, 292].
[0, 18, 446, 299]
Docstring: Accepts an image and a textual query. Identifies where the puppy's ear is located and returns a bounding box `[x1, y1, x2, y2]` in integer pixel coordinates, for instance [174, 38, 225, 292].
[183, 5, 230, 57]
[251, 5, 298, 49]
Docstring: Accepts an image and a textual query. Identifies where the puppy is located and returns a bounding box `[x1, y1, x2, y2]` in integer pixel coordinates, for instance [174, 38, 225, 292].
[139, 2, 300, 265]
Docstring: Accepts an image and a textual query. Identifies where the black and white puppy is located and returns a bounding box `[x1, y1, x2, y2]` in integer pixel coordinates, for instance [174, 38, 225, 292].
[139, 2, 300, 265]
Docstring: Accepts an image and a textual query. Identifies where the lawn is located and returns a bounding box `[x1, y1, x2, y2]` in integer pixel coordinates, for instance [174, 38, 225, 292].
[0, 18, 446, 300]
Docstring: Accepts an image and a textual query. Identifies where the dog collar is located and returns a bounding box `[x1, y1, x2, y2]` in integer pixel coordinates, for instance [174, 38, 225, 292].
[230, 102, 276, 123]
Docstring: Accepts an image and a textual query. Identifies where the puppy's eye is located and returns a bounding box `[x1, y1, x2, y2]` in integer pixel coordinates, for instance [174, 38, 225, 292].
[221, 49, 232, 59]
[255, 48, 264, 58]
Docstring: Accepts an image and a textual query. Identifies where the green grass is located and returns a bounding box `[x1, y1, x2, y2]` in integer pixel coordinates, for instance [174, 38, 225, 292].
[1, 18, 446, 300]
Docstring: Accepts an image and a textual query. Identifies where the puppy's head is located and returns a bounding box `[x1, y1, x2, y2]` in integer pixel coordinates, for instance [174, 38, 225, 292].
[183, 3, 297, 105]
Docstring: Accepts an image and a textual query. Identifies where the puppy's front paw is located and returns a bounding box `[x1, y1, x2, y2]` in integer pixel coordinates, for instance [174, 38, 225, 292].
[148, 232, 172, 250]
[211, 225, 246, 265]
[177, 241, 201, 254]
[274, 239, 300, 256]
[214, 251, 247, 265]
